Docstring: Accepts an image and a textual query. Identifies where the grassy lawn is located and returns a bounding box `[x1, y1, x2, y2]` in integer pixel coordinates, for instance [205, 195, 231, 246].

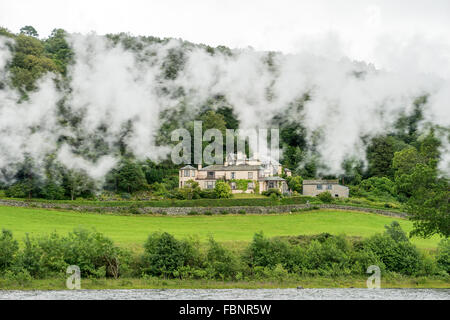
[0, 206, 442, 251]
[1, 276, 448, 290]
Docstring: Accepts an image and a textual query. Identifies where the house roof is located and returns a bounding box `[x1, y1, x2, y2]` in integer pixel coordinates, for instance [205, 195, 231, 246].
[199, 164, 263, 171]
[303, 179, 339, 185]
[180, 165, 197, 170]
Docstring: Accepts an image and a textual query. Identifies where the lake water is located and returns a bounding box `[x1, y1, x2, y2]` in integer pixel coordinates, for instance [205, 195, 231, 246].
[0, 288, 449, 300]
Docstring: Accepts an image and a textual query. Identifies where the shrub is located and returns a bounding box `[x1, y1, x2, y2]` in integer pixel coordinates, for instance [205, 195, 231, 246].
[363, 233, 421, 275]
[238, 209, 246, 215]
[360, 177, 396, 197]
[243, 232, 290, 269]
[63, 229, 126, 278]
[0, 229, 19, 272]
[205, 237, 239, 280]
[304, 236, 352, 275]
[384, 221, 408, 242]
[204, 211, 213, 216]
[317, 191, 334, 203]
[15, 229, 127, 279]
[436, 239, 450, 274]
[141, 232, 200, 277]
[5, 182, 32, 198]
[187, 211, 199, 215]
[214, 180, 232, 199]
[262, 188, 281, 198]
[199, 189, 216, 199]
[17, 233, 67, 278]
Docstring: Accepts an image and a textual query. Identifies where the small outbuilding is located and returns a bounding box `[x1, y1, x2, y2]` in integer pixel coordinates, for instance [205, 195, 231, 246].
[302, 179, 349, 198]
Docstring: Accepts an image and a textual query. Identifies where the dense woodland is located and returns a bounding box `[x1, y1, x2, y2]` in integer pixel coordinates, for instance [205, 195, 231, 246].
[0, 26, 448, 238]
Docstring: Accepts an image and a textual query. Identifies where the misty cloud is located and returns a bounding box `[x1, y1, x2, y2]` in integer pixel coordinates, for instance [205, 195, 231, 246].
[0, 32, 449, 182]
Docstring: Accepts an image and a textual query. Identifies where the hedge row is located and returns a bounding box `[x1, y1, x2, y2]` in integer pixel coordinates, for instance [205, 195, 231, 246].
[1, 223, 448, 284]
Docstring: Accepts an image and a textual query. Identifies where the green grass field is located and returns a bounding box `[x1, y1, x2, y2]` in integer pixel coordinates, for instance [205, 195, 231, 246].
[0, 205, 442, 251]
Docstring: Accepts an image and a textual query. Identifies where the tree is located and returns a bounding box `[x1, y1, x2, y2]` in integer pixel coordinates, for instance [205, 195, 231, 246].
[418, 129, 441, 169]
[20, 25, 39, 38]
[392, 146, 425, 179]
[63, 169, 96, 200]
[286, 175, 303, 193]
[115, 159, 148, 193]
[366, 136, 395, 178]
[44, 28, 73, 75]
[396, 164, 449, 238]
[214, 180, 232, 199]
[0, 229, 19, 271]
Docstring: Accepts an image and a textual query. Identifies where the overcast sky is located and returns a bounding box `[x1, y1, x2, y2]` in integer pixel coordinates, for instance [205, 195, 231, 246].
[1, 0, 450, 73]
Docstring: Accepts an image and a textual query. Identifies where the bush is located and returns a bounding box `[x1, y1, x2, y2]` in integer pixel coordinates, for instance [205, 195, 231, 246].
[5, 182, 32, 198]
[363, 231, 422, 275]
[243, 232, 290, 270]
[262, 188, 281, 198]
[17, 233, 67, 278]
[360, 177, 396, 197]
[317, 191, 334, 203]
[0, 229, 19, 272]
[14, 229, 127, 279]
[214, 180, 232, 199]
[436, 239, 450, 274]
[205, 237, 239, 280]
[199, 189, 216, 199]
[63, 229, 126, 278]
[384, 221, 408, 242]
[238, 209, 246, 215]
[304, 235, 352, 275]
[141, 232, 201, 277]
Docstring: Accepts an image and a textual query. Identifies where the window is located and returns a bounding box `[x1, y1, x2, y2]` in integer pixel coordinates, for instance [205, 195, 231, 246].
[268, 181, 275, 189]
[327, 184, 332, 190]
[207, 171, 215, 179]
[191, 170, 195, 177]
[317, 184, 323, 190]
[231, 182, 236, 190]
[248, 182, 254, 189]
[184, 170, 190, 177]
[248, 172, 253, 179]
[206, 181, 215, 189]
[231, 172, 236, 179]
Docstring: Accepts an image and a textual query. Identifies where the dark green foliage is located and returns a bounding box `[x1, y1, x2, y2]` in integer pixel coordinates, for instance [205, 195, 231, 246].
[12, 229, 126, 278]
[205, 237, 239, 280]
[363, 224, 422, 275]
[261, 188, 281, 197]
[366, 135, 396, 178]
[115, 158, 148, 193]
[436, 239, 450, 274]
[141, 232, 199, 277]
[317, 191, 334, 203]
[244, 232, 291, 269]
[396, 164, 449, 238]
[384, 221, 408, 242]
[20, 26, 39, 38]
[0, 230, 19, 272]
[360, 177, 395, 197]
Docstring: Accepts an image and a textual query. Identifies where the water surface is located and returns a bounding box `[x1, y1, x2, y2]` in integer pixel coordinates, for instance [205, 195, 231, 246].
[0, 288, 449, 300]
